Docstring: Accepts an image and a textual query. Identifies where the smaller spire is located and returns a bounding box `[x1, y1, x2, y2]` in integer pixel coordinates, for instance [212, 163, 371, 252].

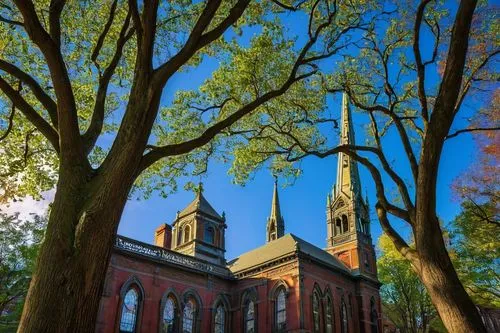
[327, 193, 331, 207]
[267, 176, 285, 242]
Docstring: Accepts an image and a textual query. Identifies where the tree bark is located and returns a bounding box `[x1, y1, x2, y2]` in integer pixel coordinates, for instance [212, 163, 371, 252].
[413, 214, 486, 333]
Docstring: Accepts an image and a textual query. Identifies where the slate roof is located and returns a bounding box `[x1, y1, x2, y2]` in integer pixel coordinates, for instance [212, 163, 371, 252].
[227, 233, 350, 274]
[178, 192, 223, 220]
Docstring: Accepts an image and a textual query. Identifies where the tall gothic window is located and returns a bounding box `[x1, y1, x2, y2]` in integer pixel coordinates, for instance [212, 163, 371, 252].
[182, 299, 196, 333]
[325, 296, 334, 333]
[275, 288, 286, 331]
[312, 291, 321, 333]
[119, 288, 139, 332]
[340, 299, 348, 333]
[161, 296, 177, 333]
[342, 215, 349, 233]
[244, 300, 255, 333]
[205, 225, 215, 244]
[214, 304, 225, 333]
[183, 225, 191, 243]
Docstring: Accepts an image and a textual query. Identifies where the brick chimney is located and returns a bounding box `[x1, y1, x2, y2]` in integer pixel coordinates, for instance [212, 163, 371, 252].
[154, 224, 172, 249]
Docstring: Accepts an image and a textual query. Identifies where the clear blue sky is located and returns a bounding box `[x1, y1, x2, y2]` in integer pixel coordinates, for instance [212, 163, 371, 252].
[118, 3, 479, 260]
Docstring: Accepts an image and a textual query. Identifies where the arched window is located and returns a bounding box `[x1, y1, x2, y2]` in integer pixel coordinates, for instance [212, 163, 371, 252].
[335, 218, 342, 235]
[205, 225, 215, 244]
[161, 296, 177, 333]
[325, 296, 333, 333]
[119, 288, 139, 332]
[244, 300, 255, 333]
[340, 299, 348, 333]
[342, 215, 349, 233]
[183, 225, 191, 243]
[275, 288, 286, 331]
[182, 299, 196, 333]
[214, 304, 225, 333]
[312, 291, 321, 333]
[177, 228, 182, 247]
[370, 297, 378, 333]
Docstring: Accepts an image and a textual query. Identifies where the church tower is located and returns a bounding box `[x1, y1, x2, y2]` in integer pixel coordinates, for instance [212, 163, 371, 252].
[326, 94, 377, 278]
[266, 177, 285, 242]
[172, 184, 227, 265]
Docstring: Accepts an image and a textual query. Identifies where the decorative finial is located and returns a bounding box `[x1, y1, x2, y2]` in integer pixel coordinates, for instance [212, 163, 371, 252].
[197, 182, 204, 194]
[327, 193, 331, 206]
[176, 210, 180, 219]
[222, 211, 226, 221]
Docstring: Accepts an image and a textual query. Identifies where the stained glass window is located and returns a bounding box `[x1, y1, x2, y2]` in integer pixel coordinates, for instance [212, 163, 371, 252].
[313, 292, 320, 332]
[244, 300, 255, 333]
[120, 288, 139, 332]
[276, 289, 286, 330]
[214, 304, 225, 333]
[341, 300, 348, 333]
[325, 296, 333, 333]
[161, 297, 176, 333]
[182, 300, 195, 333]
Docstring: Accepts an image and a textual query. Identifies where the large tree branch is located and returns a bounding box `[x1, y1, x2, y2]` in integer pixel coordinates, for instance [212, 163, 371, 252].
[90, 0, 118, 72]
[0, 60, 58, 127]
[413, 0, 432, 123]
[14, 0, 83, 162]
[83, 8, 135, 154]
[48, 0, 65, 48]
[0, 77, 59, 152]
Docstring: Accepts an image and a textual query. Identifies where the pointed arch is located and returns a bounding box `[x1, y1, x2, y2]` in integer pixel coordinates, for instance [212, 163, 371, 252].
[270, 280, 288, 332]
[212, 294, 230, 333]
[159, 288, 181, 333]
[323, 286, 334, 333]
[312, 283, 323, 333]
[117, 276, 145, 333]
[340, 297, 349, 333]
[181, 288, 202, 333]
[370, 296, 379, 333]
[241, 287, 258, 333]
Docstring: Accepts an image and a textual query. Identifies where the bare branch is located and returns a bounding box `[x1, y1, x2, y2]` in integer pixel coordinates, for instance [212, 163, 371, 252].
[91, 0, 118, 73]
[153, 0, 250, 89]
[413, 0, 432, 122]
[83, 7, 135, 154]
[270, 0, 306, 11]
[0, 85, 17, 141]
[0, 60, 58, 127]
[48, 0, 66, 47]
[189, 98, 232, 114]
[445, 126, 500, 140]
[0, 14, 23, 26]
[0, 77, 59, 152]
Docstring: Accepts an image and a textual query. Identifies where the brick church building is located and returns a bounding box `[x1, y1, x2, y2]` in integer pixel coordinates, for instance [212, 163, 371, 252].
[96, 95, 382, 333]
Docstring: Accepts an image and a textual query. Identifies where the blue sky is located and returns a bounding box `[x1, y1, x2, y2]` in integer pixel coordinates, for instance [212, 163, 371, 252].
[117, 2, 480, 260]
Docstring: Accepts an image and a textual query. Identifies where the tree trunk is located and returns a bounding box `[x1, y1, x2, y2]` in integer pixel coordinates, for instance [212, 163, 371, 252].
[17, 173, 130, 333]
[414, 215, 486, 333]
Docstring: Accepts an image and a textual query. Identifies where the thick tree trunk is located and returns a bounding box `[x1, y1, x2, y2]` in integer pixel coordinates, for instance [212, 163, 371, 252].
[414, 214, 486, 333]
[17, 172, 130, 333]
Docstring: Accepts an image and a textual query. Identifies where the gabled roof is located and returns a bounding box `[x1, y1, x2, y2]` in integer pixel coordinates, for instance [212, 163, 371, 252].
[227, 233, 350, 274]
[178, 192, 222, 220]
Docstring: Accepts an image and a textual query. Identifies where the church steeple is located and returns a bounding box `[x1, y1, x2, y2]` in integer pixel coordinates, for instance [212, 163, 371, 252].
[326, 93, 377, 279]
[267, 177, 285, 242]
[335, 92, 362, 198]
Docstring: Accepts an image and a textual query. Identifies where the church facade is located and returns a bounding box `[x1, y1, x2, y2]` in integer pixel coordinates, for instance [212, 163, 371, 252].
[96, 95, 381, 333]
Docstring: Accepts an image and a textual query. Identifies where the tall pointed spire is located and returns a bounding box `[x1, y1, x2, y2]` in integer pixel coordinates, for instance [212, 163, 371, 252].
[267, 177, 285, 242]
[335, 93, 361, 197]
[326, 93, 377, 280]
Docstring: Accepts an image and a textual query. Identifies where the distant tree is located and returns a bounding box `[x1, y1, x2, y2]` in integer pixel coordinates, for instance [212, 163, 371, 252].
[218, 0, 498, 331]
[378, 234, 440, 333]
[449, 201, 500, 308]
[0, 212, 45, 330]
[0, 0, 374, 331]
